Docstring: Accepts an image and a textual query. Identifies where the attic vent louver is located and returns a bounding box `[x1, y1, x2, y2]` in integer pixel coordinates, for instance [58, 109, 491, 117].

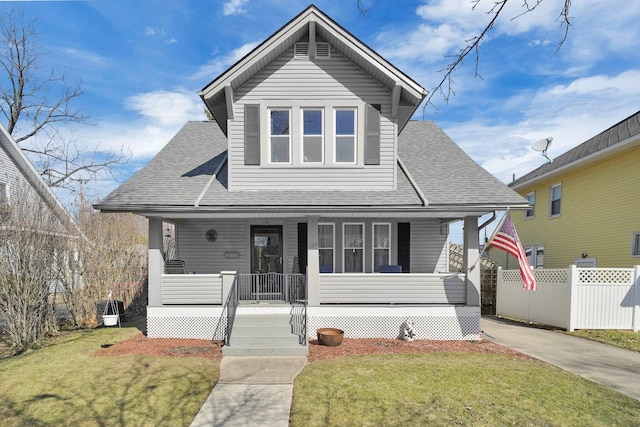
[316, 42, 330, 58]
[294, 42, 309, 58]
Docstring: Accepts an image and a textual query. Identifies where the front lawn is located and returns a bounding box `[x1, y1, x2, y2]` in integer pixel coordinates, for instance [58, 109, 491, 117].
[567, 329, 640, 352]
[0, 325, 218, 427]
[291, 353, 640, 426]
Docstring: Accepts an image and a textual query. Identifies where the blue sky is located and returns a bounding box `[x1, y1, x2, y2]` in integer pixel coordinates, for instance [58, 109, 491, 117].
[5, 0, 640, 241]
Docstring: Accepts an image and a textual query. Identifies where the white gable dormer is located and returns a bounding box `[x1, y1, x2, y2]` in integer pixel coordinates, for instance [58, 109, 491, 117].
[198, 5, 426, 192]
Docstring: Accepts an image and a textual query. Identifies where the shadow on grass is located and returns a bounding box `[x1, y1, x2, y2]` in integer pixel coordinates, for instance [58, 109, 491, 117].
[0, 326, 218, 427]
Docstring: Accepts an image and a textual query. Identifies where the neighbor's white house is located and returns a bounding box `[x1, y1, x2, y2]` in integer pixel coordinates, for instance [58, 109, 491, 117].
[95, 5, 528, 355]
[0, 123, 77, 237]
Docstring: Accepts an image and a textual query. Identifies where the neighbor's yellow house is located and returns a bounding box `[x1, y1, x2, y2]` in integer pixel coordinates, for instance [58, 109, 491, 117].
[489, 110, 640, 269]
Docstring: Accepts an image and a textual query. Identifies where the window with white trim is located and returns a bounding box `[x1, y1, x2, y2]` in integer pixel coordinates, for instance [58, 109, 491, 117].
[525, 192, 535, 218]
[302, 108, 324, 163]
[335, 108, 356, 163]
[633, 232, 640, 257]
[269, 108, 291, 163]
[550, 183, 561, 216]
[0, 182, 7, 206]
[373, 223, 390, 272]
[318, 223, 334, 272]
[343, 223, 364, 273]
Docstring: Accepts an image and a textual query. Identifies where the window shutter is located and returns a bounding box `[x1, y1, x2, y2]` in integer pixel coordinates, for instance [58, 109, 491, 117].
[365, 104, 381, 165]
[244, 104, 260, 165]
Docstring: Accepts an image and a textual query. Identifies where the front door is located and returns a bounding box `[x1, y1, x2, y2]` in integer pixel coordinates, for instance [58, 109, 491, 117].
[251, 225, 283, 273]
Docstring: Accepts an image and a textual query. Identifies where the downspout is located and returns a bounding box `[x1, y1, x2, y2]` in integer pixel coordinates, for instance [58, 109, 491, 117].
[397, 157, 428, 206]
[478, 212, 496, 235]
[194, 152, 228, 208]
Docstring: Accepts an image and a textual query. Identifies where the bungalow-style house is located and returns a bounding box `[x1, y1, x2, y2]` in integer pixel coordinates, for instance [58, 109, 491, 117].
[490, 110, 640, 270]
[95, 5, 528, 355]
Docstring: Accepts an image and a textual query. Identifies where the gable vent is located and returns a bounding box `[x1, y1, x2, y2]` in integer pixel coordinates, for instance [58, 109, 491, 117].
[316, 42, 330, 59]
[294, 43, 309, 58]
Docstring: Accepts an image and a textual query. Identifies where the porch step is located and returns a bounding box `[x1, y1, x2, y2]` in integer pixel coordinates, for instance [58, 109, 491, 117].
[223, 313, 308, 356]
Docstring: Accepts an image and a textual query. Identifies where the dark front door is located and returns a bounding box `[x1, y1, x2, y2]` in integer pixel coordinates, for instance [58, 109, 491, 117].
[251, 225, 283, 273]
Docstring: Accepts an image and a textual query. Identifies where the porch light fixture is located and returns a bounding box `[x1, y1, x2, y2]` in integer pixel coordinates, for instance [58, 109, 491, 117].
[205, 229, 218, 242]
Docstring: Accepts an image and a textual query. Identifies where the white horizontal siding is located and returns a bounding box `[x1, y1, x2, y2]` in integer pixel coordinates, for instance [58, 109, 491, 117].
[161, 274, 222, 304]
[319, 273, 466, 304]
[229, 44, 395, 191]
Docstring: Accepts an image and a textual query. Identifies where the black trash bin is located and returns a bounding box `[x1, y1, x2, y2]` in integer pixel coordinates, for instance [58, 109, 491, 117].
[96, 300, 125, 325]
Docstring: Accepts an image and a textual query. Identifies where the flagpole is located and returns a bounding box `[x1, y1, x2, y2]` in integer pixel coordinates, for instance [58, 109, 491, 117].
[468, 210, 509, 272]
[479, 210, 509, 258]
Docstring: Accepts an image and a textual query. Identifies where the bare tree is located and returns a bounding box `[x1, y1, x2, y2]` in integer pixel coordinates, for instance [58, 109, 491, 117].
[59, 196, 148, 328]
[358, 0, 573, 112]
[0, 182, 71, 353]
[0, 7, 129, 193]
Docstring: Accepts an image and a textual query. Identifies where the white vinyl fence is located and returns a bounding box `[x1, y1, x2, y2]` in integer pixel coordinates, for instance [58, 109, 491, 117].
[497, 265, 640, 332]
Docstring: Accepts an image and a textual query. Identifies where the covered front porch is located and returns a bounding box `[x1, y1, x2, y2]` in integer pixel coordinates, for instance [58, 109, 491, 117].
[145, 214, 484, 342]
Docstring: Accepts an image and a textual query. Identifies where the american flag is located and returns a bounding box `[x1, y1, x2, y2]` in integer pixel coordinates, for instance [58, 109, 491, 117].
[488, 213, 537, 291]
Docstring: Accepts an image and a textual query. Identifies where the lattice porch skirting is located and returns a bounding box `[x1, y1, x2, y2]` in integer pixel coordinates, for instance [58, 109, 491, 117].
[146, 305, 481, 341]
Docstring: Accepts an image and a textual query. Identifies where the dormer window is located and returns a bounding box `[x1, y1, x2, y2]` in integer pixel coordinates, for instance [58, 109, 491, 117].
[269, 109, 291, 163]
[335, 108, 356, 163]
[302, 108, 323, 163]
[251, 100, 378, 167]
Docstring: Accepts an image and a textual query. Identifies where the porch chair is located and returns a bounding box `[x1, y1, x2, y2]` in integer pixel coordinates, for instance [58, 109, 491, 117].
[380, 264, 402, 273]
[164, 259, 186, 274]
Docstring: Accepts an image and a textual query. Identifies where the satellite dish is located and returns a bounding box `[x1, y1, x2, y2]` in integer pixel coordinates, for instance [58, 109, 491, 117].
[531, 137, 553, 162]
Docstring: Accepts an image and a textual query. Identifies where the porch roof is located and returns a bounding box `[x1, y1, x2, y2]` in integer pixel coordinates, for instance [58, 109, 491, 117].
[95, 121, 527, 215]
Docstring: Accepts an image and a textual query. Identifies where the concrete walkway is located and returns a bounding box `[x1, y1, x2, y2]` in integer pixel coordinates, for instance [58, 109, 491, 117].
[190, 356, 307, 427]
[481, 316, 640, 401]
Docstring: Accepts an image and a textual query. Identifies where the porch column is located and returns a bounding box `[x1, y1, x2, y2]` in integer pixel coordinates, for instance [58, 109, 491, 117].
[463, 216, 481, 306]
[148, 217, 164, 306]
[306, 216, 320, 306]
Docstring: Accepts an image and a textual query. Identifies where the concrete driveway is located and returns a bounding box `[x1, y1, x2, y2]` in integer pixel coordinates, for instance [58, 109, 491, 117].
[481, 316, 640, 401]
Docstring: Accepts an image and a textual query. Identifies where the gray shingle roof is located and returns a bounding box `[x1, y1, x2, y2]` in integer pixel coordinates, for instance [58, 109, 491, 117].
[95, 120, 526, 213]
[510, 110, 640, 188]
[399, 121, 526, 206]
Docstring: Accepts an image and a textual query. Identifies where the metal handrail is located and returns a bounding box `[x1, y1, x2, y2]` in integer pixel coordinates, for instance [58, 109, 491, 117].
[213, 275, 239, 345]
[225, 276, 239, 345]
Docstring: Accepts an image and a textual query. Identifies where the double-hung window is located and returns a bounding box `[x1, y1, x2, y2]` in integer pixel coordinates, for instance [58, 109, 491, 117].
[302, 108, 323, 163]
[0, 182, 7, 206]
[525, 192, 535, 218]
[269, 109, 291, 163]
[318, 223, 334, 272]
[335, 108, 356, 163]
[373, 223, 390, 272]
[550, 183, 561, 216]
[343, 223, 364, 272]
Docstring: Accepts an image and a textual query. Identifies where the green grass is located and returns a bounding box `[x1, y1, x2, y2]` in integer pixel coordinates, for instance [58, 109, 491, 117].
[0, 325, 218, 427]
[567, 329, 640, 352]
[291, 353, 640, 427]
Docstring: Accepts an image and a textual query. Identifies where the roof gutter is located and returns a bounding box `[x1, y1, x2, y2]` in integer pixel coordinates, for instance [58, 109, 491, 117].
[397, 157, 428, 207]
[194, 152, 228, 208]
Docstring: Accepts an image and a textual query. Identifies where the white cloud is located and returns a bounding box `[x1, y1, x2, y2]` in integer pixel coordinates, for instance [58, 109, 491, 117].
[191, 41, 259, 82]
[223, 0, 249, 16]
[442, 70, 640, 184]
[124, 90, 203, 128]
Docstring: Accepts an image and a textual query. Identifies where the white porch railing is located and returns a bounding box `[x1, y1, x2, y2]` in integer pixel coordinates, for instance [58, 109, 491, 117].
[497, 266, 640, 331]
[237, 273, 305, 302]
[161, 274, 223, 305]
[319, 273, 466, 304]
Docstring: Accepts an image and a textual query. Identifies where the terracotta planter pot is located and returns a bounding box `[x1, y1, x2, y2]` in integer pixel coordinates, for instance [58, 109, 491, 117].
[317, 328, 344, 346]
